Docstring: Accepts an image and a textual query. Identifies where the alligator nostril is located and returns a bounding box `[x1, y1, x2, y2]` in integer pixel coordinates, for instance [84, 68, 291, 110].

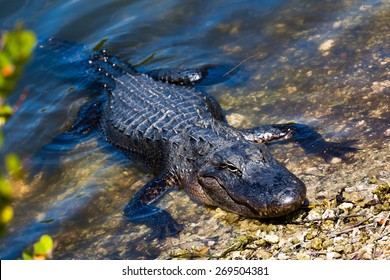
[281, 194, 297, 206]
[279, 189, 306, 212]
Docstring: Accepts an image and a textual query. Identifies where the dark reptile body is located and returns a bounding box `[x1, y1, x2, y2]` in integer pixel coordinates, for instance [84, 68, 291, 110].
[97, 53, 237, 173]
[87, 49, 308, 225]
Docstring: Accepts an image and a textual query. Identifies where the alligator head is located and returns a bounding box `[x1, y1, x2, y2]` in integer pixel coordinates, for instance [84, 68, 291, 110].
[190, 140, 306, 218]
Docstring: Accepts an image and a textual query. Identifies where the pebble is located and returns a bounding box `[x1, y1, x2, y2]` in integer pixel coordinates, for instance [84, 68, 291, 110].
[338, 202, 354, 211]
[311, 237, 323, 250]
[230, 251, 241, 260]
[357, 120, 367, 127]
[306, 230, 318, 240]
[226, 113, 246, 127]
[264, 234, 280, 244]
[327, 252, 342, 260]
[333, 245, 345, 253]
[331, 157, 342, 164]
[322, 209, 336, 219]
[344, 244, 353, 254]
[332, 21, 342, 28]
[277, 253, 289, 260]
[318, 39, 335, 53]
[359, 5, 372, 11]
[290, 237, 300, 245]
[306, 209, 322, 221]
[322, 239, 334, 248]
[296, 253, 310, 260]
[287, 86, 297, 94]
[255, 249, 272, 259]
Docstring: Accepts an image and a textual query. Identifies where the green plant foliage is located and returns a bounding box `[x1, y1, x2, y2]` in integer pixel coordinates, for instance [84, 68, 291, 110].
[0, 24, 36, 98]
[5, 153, 23, 179]
[133, 52, 157, 67]
[0, 104, 13, 126]
[0, 205, 13, 225]
[0, 25, 36, 236]
[0, 176, 12, 199]
[0, 25, 54, 259]
[92, 38, 108, 51]
[33, 235, 54, 255]
[3, 30, 36, 61]
[23, 235, 54, 260]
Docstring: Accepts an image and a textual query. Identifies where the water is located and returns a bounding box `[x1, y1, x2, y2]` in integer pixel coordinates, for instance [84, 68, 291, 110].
[0, 0, 388, 259]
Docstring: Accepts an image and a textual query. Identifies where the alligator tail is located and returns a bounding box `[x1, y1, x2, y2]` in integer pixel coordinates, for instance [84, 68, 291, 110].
[88, 49, 138, 93]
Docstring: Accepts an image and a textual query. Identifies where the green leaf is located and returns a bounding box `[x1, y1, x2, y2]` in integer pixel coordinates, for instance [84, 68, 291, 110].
[133, 52, 157, 67]
[22, 251, 33, 260]
[0, 75, 5, 89]
[33, 242, 46, 255]
[92, 38, 108, 51]
[40, 219, 55, 224]
[0, 205, 13, 224]
[0, 53, 13, 70]
[0, 26, 36, 236]
[4, 29, 36, 62]
[0, 104, 13, 118]
[40, 235, 53, 247]
[0, 178, 12, 199]
[33, 235, 53, 255]
[5, 153, 22, 179]
[18, 31, 36, 59]
[0, 27, 36, 99]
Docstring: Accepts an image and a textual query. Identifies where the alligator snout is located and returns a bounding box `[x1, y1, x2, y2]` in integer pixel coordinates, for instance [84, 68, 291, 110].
[198, 172, 306, 218]
[254, 180, 307, 218]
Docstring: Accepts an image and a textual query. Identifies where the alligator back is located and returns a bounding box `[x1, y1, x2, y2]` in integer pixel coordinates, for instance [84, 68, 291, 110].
[91, 52, 218, 169]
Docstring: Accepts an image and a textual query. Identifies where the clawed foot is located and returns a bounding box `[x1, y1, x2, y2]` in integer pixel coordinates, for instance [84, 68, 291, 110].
[124, 203, 183, 240]
[122, 172, 183, 240]
[146, 211, 184, 240]
[243, 123, 359, 162]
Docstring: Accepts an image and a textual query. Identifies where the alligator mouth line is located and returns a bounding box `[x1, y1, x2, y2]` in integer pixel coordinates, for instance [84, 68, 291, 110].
[198, 175, 262, 218]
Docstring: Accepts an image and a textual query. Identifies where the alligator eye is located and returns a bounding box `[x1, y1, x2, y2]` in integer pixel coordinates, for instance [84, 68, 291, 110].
[222, 162, 242, 175]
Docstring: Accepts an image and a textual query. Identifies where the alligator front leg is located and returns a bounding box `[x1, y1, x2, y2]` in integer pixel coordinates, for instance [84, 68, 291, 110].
[123, 171, 183, 240]
[147, 68, 208, 85]
[147, 65, 232, 86]
[240, 123, 357, 161]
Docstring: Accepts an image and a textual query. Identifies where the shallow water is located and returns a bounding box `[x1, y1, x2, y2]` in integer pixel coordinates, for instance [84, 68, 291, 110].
[0, 0, 389, 259]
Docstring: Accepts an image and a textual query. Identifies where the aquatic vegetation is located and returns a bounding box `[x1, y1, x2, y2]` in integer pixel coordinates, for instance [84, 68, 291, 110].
[22, 235, 54, 260]
[0, 24, 36, 100]
[0, 25, 35, 235]
[0, 26, 56, 260]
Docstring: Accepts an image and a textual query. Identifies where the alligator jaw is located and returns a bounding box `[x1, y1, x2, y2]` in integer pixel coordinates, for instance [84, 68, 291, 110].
[197, 172, 306, 219]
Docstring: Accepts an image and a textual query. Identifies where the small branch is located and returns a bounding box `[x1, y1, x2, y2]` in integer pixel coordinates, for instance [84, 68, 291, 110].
[287, 213, 367, 225]
[379, 211, 390, 234]
[373, 231, 390, 242]
[327, 222, 374, 238]
[223, 54, 257, 77]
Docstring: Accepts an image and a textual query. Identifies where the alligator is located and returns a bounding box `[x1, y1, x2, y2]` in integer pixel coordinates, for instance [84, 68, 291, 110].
[41, 39, 356, 239]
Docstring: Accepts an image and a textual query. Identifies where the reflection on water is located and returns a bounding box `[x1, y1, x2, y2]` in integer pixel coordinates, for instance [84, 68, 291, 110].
[0, 0, 388, 259]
